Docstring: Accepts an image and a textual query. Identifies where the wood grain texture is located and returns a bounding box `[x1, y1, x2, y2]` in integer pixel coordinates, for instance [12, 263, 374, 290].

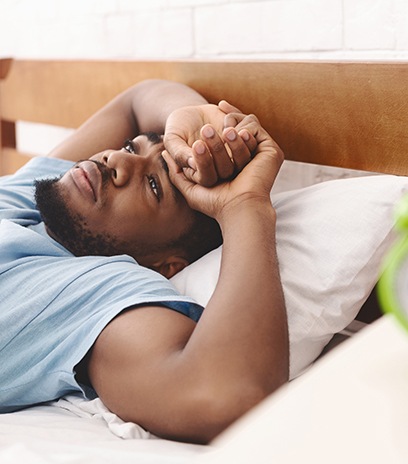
[1, 59, 408, 175]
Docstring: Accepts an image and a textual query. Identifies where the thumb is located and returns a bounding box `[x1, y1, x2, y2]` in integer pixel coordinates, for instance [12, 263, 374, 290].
[218, 100, 242, 114]
[162, 150, 196, 200]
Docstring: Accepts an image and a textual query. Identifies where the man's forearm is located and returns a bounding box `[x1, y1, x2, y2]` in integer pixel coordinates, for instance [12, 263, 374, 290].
[48, 79, 207, 161]
[131, 79, 208, 135]
[163, 114, 288, 411]
[181, 200, 289, 433]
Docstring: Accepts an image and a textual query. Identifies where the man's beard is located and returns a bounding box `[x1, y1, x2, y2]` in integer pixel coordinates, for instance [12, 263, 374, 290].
[34, 176, 126, 257]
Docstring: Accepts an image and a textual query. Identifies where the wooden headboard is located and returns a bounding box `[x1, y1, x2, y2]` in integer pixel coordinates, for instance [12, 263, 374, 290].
[1, 58, 408, 176]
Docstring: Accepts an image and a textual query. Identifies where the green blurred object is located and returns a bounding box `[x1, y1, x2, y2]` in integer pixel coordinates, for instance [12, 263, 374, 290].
[378, 193, 408, 333]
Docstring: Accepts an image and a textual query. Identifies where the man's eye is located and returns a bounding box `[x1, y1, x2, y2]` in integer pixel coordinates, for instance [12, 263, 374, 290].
[148, 176, 161, 202]
[123, 139, 136, 154]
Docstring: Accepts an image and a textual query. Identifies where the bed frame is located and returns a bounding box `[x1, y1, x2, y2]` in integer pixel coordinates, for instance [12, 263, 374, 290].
[1, 58, 408, 176]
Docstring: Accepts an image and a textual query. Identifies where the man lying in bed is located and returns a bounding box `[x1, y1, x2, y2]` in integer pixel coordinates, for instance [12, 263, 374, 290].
[0, 79, 288, 444]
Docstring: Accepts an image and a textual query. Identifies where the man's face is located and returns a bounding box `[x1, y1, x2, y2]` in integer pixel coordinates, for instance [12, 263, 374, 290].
[35, 133, 195, 267]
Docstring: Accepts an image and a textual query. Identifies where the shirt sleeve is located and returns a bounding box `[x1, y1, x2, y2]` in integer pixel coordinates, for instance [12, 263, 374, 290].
[0, 157, 74, 225]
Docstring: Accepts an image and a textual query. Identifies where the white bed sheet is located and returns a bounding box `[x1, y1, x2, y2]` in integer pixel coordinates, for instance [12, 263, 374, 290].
[0, 396, 208, 464]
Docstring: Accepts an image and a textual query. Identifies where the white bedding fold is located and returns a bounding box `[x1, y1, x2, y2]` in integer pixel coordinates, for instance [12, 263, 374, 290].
[53, 394, 153, 440]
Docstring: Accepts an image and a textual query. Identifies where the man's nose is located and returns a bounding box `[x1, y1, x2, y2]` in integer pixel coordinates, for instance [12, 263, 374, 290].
[104, 150, 149, 187]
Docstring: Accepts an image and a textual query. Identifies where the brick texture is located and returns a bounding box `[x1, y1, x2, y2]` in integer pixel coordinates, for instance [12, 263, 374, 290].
[1, 0, 407, 60]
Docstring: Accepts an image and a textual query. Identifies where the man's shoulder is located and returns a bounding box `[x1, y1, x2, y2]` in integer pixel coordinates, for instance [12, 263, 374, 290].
[0, 157, 74, 189]
[17, 157, 74, 181]
[0, 158, 72, 225]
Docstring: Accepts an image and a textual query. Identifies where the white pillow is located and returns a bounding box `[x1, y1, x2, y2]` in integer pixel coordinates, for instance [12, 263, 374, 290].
[171, 175, 408, 379]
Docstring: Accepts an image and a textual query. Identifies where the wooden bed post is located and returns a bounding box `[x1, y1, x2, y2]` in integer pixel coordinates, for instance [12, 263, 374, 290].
[0, 120, 16, 175]
[0, 59, 16, 176]
[0, 59, 24, 176]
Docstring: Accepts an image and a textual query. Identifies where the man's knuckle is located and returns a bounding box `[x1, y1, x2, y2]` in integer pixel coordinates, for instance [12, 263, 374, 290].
[247, 114, 259, 122]
[210, 140, 224, 153]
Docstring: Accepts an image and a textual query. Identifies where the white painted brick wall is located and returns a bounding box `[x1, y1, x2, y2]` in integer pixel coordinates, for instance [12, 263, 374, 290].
[344, 0, 396, 50]
[259, 0, 343, 53]
[1, 0, 408, 60]
[393, 0, 408, 50]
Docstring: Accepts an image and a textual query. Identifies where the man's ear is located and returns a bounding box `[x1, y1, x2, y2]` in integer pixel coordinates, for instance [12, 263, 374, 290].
[153, 255, 189, 279]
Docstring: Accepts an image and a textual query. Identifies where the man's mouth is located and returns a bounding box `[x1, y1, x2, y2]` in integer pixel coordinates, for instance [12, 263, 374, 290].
[72, 161, 102, 202]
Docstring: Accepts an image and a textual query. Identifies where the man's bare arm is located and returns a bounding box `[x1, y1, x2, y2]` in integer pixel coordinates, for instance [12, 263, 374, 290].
[48, 79, 207, 162]
[87, 114, 288, 444]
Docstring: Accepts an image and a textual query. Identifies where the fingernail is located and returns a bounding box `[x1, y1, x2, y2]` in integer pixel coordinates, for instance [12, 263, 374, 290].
[194, 142, 206, 155]
[203, 125, 215, 138]
[226, 129, 237, 141]
[161, 150, 169, 163]
[188, 157, 197, 170]
[239, 130, 250, 141]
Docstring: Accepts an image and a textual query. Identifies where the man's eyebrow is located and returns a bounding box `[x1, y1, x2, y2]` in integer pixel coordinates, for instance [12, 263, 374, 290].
[141, 131, 163, 145]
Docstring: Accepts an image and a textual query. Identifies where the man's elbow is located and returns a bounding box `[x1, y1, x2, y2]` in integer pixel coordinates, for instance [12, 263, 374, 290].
[195, 385, 273, 443]
[158, 377, 287, 444]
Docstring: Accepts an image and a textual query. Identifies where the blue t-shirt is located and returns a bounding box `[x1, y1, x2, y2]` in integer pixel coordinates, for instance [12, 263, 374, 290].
[0, 157, 203, 413]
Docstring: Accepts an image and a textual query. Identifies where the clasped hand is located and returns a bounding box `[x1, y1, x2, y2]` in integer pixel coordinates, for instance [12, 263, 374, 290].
[164, 101, 259, 187]
[163, 101, 284, 221]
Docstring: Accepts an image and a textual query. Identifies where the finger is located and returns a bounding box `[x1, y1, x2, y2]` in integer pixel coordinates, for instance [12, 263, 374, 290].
[201, 124, 235, 180]
[162, 150, 194, 196]
[191, 140, 218, 187]
[232, 112, 260, 131]
[218, 100, 242, 114]
[218, 101, 245, 129]
[223, 112, 252, 131]
[231, 114, 265, 154]
[223, 127, 253, 172]
[238, 129, 258, 155]
[163, 133, 197, 171]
